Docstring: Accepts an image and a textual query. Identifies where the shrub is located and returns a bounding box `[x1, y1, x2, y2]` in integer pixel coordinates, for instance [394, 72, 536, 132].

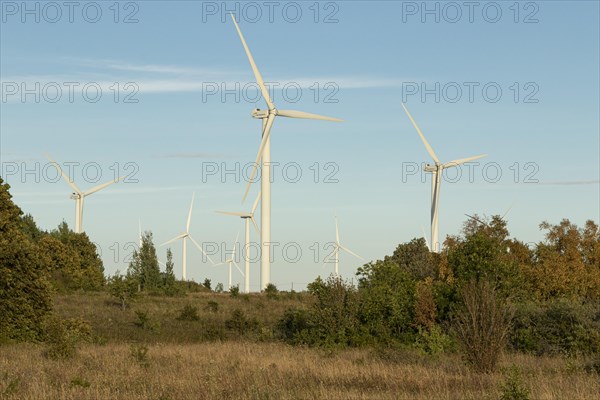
[229, 284, 240, 297]
[205, 301, 219, 313]
[215, 283, 224, 293]
[225, 309, 259, 336]
[276, 308, 312, 344]
[306, 276, 363, 347]
[499, 365, 530, 400]
[43, 316, 91, 360]
[414, 325, 454, 356]
[177, 304, 200, 321]
[130, 344, 150, 368]
[134, 310, 159, 332]
[510, 300, 600, 355]
[264, 283, 279, 299]
[203, 278, 212, 291]
[453, 279, 513, 373]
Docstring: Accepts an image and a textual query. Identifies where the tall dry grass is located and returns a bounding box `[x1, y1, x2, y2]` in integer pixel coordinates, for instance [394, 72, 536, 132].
[1, 342, 599, 399]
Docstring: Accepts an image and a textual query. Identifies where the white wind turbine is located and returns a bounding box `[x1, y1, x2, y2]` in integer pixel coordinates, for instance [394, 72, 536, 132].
[215, 232, 243, 290]
[160, 193, 214, 280]
[324, 216, 364, 276]
[230, 14, 343, 290]
[401, 104, 487, 253]
[46, 155, 123, 233]
[216, 191, 261, 293]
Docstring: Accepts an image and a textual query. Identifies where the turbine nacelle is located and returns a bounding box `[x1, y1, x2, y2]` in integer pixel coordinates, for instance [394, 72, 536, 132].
[423, 164, 437, 172]
[70, 193, 81, 200]
[251, 108, 270, 119]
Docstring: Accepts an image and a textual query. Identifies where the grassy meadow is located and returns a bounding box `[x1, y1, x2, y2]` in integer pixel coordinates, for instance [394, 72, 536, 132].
[1, 292, 599, 400]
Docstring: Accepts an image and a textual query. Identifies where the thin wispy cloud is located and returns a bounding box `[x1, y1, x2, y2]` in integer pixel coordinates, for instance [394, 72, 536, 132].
[155, 152, 232, 159]
[538, 180, 600, 186]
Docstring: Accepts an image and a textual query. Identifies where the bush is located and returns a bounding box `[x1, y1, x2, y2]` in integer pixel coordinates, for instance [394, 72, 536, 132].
[225, 309, 259, 336]
[205, 300, 219, 313]
[264, 283, 279, 299]
[305, 276, 363, 347]
[203, 278, 212, 291]
[510, 300, 600, 355]
[177, 304, 200, 321]
[229, 285, 240, 297]
[414, 325, 454, 356]
[499, 365, 530, 400]
[453, 279, 513, 373]
[130, 344, 150, 368]
[276, 308, 312, 344]
[134, 310, 159, 332]
[43, 316, 92, 360]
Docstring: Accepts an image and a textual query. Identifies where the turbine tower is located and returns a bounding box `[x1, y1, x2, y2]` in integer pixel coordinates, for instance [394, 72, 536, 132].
[161, 193, 214, 280]
[216, 191, 261, 293]
[230, 15, 342, 290]
[47, 155, 123, 233]
[324, 216, 364, 276]
[215, 232, 243, 290]
[401, 104, 487, 253]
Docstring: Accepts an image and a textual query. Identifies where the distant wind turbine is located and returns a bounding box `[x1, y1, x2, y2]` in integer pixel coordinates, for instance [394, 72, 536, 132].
[324, 216, 364, 276]
[216, 191, 261, 293]
[46, 154, 123, 233]
[160, 193, 214, 280]
[230, 14, 342, 290]
[401, 104, 487, 253]
[215, 232, 243, 290]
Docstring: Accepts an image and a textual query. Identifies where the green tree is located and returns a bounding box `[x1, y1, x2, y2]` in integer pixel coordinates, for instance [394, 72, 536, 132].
[163, 248, 177, 295]
[128, 231, 161, 291]
[49, 222, 105, 290]
[0, 178, 52, 341]
[525, 219, 600, 300]
[387, 238, 438, 280]
[357, 260, 416, 344]
[107, 271, 138, 309]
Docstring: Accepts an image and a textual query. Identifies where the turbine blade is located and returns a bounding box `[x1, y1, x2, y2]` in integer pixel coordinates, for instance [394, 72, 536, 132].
[501, 202, 515, 220]
[335, 216, 340, 244]
[421, 227, 431, 251]
[401, 103, 440, 164]
[45, 154, 82, 194]
[251, 190, 261, 214]
[189, 235, 214, 265]
[216, 211, 250, 217]
[250, 216, 260, 235]
[444, 154, 487, 168]
[186, 192, 195, 232]
[230, 14, 274, 110]
[339, 244, 364, 261]
[277, 109, 343, 122]
[242, 113, 275, 203]
[232, 231, 240, 259]
[322, 246, 338, 266]
[465, 213, 489, 227]
[84, 176, 124, 196]
[233, 261, 244, 276]
[160, 233, 186, 247]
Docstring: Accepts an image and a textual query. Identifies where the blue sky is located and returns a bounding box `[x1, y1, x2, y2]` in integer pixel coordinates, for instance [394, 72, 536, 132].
[1, 1, 599, 290]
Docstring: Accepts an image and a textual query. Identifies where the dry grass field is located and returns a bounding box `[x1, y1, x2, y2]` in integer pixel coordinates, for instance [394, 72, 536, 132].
[2, 342, 599, 399]
[1, 292, 599, 399]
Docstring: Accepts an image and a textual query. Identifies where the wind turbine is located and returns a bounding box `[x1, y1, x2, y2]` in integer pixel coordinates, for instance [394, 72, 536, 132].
[324, 216, 364, 276]
[401, 104, 487, 253]
[216, 191, 261, 293]
[215, 232, 243, 290]
[230, 14, 343, 290]
[160, 193, 214, 280]
[46, 155, 123, 233]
